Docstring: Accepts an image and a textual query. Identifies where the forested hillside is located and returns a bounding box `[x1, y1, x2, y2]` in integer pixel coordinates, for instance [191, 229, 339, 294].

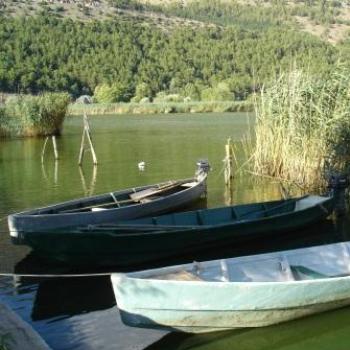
[0, 0, 349, 102]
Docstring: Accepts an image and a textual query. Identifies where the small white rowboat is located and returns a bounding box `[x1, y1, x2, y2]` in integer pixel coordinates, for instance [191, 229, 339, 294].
[111, 241, 350, 333]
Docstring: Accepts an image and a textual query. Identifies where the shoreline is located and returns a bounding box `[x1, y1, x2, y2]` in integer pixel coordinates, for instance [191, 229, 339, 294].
[69, 100, 253, 116]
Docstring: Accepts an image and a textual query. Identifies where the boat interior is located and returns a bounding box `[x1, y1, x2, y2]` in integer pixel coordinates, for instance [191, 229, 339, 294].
[98, 195, 326, 230]
[143, 242, 350, 283]
[35, 179, 197, 214]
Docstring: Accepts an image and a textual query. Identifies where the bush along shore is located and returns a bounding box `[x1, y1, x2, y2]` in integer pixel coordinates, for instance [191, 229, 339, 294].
[241, 66, 350, 190]
[0, 93, 70, 137]
[69, 100, 253, 116]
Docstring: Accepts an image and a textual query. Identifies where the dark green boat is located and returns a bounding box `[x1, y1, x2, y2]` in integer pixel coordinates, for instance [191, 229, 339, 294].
[14, 194, 335, 267]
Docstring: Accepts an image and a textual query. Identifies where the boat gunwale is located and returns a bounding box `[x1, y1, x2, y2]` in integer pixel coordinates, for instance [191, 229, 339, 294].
[8, 175, 203, 218]
[66, 194, 332, 237]
[113, 270, 350, 288]
[112, 240, 349, 286]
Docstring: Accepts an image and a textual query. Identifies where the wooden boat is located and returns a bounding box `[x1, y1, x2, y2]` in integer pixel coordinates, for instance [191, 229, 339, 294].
[111, 241, 350, 333]
[14, 194, 335, 266]
[9, 161, 210, 239]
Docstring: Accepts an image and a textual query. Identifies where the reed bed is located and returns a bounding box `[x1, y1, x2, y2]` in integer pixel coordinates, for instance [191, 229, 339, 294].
[69, 100, 252, 116]
[242, 68, 350, 189]
[0, 93, 70, 137]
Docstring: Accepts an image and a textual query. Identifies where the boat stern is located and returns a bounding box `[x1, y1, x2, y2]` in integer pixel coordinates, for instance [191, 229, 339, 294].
[195, 160, 210, 180]
[7, 214, 20, 239]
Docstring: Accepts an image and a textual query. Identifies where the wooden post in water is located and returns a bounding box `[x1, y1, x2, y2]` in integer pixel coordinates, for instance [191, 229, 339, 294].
[52, 135, 59, 160]
[41, 135, 59, 162]
[224, 138, 234, 185]
[78, 113, 98, 166]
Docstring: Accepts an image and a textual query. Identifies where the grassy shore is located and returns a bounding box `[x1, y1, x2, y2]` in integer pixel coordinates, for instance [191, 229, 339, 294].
[241, 67, 350, 189]
[0, 93, 70, 138]
[69, 100, 253, 115]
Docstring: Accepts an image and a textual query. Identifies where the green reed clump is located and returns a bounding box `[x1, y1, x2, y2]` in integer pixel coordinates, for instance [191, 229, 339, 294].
[244, 67, 350, 189]
[0, 93, 70, 137]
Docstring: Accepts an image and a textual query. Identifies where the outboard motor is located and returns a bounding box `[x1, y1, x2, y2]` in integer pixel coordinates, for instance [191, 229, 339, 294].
[195, 160, 210, 199]
[196, 159, 211, 177]
[328, 173, 349, 216]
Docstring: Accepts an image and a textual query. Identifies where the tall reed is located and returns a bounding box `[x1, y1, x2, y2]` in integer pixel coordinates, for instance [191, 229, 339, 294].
[243, 67, 350, 189]
[0, 93, 70, 137]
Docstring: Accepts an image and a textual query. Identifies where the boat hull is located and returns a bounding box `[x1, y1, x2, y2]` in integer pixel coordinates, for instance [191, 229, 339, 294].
[20, 196, 334, 266]
[118, 299, 350, 333]
[112, 259, 350, 333]
[9, 176, 207, 240]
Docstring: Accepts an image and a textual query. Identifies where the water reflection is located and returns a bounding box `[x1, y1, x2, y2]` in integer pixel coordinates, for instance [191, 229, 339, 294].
[224, 179, 234, 206]
[79, 165, 98, 197]
[146, 306, 350, 350]
[32, 276, 115, 321]
[41, 159, 59, 186]
[1, 114, 350, 350]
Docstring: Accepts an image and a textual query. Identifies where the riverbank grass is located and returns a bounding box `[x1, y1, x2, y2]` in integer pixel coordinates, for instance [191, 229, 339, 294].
[0, 93, 70, 137]
[69, 100, 252, 115]
[243, 68, 350, 189]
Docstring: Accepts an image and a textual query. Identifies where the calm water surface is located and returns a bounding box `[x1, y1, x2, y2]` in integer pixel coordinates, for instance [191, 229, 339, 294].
[0, 113, 350, 350]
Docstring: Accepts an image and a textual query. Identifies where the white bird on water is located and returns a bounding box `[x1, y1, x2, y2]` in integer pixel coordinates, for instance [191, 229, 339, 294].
[138, 161, 146, 171]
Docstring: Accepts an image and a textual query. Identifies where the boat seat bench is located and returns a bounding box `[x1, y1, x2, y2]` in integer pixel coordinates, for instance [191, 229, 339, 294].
[151, 270, 203, 281]
[140, 196, 163, 204]
[290, 265, 349, 280]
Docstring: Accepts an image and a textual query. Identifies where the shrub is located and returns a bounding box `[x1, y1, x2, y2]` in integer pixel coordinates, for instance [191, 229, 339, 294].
[94, 83, 131, 103]
[153, 92, 184, 103]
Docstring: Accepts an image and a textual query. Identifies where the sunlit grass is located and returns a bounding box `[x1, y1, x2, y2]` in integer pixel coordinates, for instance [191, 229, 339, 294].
[69, 100, 252, 115]
[241, 67, 350, 189]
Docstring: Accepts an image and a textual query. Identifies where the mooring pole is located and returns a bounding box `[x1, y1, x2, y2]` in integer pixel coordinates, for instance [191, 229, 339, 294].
[41, 137, 49, 163]
[41, 135, 59, 162]
[78, 113, 98, 166]
[224, 137, 234, 185]
[78, 124, 86, 166]
[52, 135, 59, 160]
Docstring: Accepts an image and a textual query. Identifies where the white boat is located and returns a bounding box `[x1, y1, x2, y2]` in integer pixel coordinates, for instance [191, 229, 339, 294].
[111, 241, 350, 333]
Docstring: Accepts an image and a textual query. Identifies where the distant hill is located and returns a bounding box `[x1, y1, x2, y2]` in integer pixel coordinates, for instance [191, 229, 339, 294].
[0, 0, 349, 100]
[1, 0, 350, 42]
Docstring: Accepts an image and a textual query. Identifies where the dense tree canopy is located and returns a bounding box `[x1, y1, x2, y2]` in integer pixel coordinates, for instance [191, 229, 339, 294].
[0, 9, 342, 101]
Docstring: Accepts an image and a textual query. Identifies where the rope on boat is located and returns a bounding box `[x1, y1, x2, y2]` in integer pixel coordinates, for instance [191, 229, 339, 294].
[0, 272, 113, 278]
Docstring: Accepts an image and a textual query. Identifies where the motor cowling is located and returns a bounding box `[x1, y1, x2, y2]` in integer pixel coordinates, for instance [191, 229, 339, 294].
[196, 160, 211, 176]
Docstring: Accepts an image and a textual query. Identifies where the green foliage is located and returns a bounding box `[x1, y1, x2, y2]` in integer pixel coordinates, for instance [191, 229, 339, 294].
[153, 92, 184, 103]
[69, 100, 251, 115]
[94, 83, 131, 103]
[180, 83, 201, 101]
[0, 92, 70, 137]
[131, 82, 152, 102]
[0, 7, 344, 101]
[108, 0, 144, 10]
[201, 82, 233, 101]
[145, 0, 290, 29]
[54, 5, 65, 13]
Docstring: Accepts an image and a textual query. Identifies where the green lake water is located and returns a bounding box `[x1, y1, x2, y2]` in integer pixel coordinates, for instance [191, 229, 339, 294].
[0, 113, 350, 350]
